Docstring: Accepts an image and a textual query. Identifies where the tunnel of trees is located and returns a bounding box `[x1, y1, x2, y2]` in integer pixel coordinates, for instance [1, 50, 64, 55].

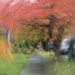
[0, 0, 75, 60]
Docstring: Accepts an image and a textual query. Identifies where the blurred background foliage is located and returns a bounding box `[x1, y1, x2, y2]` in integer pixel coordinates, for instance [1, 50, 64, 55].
[11, 26, 44, 53]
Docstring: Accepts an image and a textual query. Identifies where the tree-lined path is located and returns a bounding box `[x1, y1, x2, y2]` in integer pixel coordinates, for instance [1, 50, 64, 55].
[20, 50, 46, 75]
[0, 0, 75, 75]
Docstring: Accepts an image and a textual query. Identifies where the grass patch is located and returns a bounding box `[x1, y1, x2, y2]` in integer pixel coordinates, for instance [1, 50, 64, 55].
[55, 60, 75, 75]
[0, 53, 30, 75]
[40, 51, 75, 75]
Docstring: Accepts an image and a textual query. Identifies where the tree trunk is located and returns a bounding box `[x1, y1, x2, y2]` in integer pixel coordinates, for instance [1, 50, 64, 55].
[0, 27, 13, 61]
[53, 40, 61, 61]
[43, 39, 50, 51]
[6, 29, 12, 51]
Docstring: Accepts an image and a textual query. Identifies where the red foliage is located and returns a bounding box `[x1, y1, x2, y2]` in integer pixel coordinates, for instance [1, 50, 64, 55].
[0, 0, 75, 33]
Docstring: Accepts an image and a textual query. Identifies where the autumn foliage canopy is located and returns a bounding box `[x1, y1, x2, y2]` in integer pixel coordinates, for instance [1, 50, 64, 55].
[0, 0, 75, 60]
[0, 0, 75, 30]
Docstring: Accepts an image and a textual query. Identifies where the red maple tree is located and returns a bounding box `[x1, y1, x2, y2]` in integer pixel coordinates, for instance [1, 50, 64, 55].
[0, 0, 74, 30]
[0, 0, 75, 59]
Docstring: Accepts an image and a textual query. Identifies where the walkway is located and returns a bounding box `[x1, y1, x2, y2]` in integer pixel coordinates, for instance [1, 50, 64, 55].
[19, 50, 46, 75]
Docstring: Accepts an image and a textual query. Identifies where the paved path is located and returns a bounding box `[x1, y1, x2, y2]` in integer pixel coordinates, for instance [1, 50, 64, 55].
[19, 51, 46, 75]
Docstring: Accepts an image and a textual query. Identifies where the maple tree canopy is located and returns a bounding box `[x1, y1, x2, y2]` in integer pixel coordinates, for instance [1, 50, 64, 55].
[0, 0, 75, 60]
[0, 0, 75, 33]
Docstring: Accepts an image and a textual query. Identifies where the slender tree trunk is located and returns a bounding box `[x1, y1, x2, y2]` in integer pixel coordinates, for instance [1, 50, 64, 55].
[0, 26, 13, 61]
[7, 29, 12, 51]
